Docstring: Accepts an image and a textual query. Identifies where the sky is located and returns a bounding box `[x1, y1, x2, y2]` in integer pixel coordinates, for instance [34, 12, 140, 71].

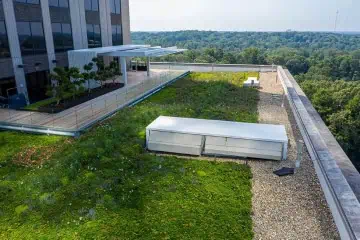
[130, 0, 360, 32]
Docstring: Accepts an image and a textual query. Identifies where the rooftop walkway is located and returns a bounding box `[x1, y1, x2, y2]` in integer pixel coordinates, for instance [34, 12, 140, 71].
[0, 70, 189, 136]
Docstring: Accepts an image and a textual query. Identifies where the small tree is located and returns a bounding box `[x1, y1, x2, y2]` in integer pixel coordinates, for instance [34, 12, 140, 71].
[109, 60, 121, 85]
[68, 67, 85, 99]
[92, 57, 107, 88]
[82, 62, 96, 93]
[47, 67, 84, 105]
[92, 57, 117, 88]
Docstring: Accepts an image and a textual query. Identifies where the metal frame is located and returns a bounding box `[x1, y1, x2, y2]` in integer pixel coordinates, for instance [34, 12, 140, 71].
[68, 44, 187, 87]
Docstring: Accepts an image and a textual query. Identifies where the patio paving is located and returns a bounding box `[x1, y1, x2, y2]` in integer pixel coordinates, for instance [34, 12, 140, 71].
[0, 70, 187, 132]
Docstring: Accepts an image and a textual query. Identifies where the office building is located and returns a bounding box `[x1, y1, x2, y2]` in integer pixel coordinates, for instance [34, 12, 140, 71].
[0, 0, 130, 103]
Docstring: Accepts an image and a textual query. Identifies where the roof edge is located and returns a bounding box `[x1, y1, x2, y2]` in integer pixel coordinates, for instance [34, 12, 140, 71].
[278, 66, 360, 240]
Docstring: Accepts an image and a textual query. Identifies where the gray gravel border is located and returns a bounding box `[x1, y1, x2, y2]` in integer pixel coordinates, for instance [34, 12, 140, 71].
[250, 72, 340, 240]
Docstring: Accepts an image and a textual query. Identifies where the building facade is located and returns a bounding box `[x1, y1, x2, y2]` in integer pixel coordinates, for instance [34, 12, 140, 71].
[0, 0, 131, 103]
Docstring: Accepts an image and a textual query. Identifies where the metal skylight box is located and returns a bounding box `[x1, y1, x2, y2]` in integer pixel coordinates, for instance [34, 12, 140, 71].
[146, 116, 288, 161]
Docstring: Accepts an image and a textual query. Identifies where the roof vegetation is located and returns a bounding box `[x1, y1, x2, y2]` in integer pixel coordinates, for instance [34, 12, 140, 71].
[0, 72, 257, 239]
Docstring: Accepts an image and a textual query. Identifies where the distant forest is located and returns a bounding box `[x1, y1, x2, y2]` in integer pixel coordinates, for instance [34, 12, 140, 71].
[132, 31, 360, 169]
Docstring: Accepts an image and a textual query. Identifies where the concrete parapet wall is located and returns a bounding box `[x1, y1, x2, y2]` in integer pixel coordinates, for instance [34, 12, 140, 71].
[151, 62, 276, 72]
[277, 66, 360, 240]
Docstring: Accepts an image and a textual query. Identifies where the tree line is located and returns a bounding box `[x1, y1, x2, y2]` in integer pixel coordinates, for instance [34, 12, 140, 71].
[133, 31, 360, 81]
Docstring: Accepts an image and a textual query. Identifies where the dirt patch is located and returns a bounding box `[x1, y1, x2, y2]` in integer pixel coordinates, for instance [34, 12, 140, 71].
[12, 138, 73, 167]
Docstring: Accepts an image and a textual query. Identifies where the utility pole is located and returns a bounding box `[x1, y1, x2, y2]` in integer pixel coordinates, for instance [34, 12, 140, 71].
[334, 10, 339, 32]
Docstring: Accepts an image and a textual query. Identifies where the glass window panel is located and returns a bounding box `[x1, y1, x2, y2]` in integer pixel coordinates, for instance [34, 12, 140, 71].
[91, 0, 99, 11]
[0, 21, 10, 58]
[87, 24, 94, 37]
[112, 25, 122, 46]
[63, 30, 73, 51]
[0, 22, 6, 35]
[52, 23, 73, 52]
[15, 0, 27, 3]
[17, 22, 32, 55]
[112, 25, 117, 34]
[31, 23, 46, 54]
[62, 23, 71, 34]
[84, 0, 91, 11]
[30, 22, 44, 36]
[49, 0, 58, 6]
[52, 23, 63, 52]
[93, 25, 101, 48]
[17, 22, 31, 37]
[115, 0, 121, 14]
[51, 23, 61, 33]
[94, 24, 100, 34]
[112, 25, 117, 45]
[17, 22, 46, 55]
[26, 0, 40, 4]
[110, 0, 116, 13]
[59, 0, 68, 7]
[87, 24, 94, 48]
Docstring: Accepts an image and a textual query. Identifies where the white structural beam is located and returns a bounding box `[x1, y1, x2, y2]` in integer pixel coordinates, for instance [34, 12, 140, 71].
[147, 57, 150, 77]
[40, 0, 56, 72]
[2, 0, 29, 103]
[99, 0, 112, 47]
[69, 0, 88, 49]
[120, 57, 127, 85]
[121, 0, 131, 45]
[99, 47, 186, 57]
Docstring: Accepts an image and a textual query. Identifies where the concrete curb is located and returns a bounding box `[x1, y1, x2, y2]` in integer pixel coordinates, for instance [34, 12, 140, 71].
[77, 71, 191, 133]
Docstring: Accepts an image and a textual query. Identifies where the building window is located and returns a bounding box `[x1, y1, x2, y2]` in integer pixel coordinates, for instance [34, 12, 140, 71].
[84, 0, 98, 11]
[112, 25, 122, 46]
[52, 23, 73, 52]
[87, 24, 101, 48]
[0, 21, 10, 58]
[15, 0, 40, 4]
[110, 0, 121, 14]
[17, 21, 46, 56]
[49, 0, 69, 8]
[26, 71, 50, 103]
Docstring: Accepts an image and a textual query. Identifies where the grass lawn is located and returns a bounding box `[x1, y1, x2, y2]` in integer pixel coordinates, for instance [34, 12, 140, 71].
[0, 72, 258, 239]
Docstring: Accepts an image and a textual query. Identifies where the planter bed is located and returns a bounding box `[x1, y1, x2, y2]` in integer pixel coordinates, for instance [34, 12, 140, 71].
[23, 83, 124, 113]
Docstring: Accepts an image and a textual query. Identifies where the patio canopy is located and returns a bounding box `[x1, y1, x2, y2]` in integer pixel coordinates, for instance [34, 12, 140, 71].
[98, 46, 187, 57]
[68, 45, 187, 86]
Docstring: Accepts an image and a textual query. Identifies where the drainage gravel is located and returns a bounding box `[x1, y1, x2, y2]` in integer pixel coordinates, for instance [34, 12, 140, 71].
[251, 72, 340, 240]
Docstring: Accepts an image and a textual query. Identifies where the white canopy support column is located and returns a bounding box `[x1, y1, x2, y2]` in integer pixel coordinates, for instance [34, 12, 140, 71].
[120, 57, 128, 85]
[147, 57, 151, 77]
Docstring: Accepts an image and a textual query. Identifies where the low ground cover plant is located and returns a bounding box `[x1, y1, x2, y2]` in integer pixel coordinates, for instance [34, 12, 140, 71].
[0, 72, 257, 239]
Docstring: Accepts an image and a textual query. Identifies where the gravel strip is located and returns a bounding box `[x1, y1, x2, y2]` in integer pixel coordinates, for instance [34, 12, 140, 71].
[250, 72, 340, 240]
